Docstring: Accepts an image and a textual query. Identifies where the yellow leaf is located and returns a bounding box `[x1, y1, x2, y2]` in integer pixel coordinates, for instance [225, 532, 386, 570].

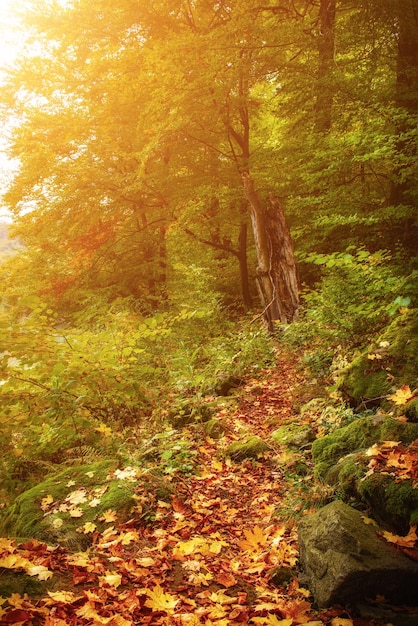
[361, 515, 378, 527]
[69, 507, 84, 518]
[101, 571, 122, 588]
[331, 619, 354, 626]
[238, 526, 267, 552]
[252, 617, 292, 626]
[89, 497, 101, 507]
[41, 494, 54, 511]
[85, 471, 95, 478]
[120, 530, 138, 545]
[81, 522, 96, 534]
[388, 385, 413, 405]
[144, 584, 179, 613]
[96, 423, 113, 437]
[47, 590, 80, 603]
[99, 509, 118, 523]
[66, 489, 88, 505]
[0, 554, 32, 570]
[26, 565, 53, 580]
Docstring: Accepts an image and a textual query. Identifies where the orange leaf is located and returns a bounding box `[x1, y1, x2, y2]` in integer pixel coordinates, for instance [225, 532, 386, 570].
[238, 526, 267, 553]
[215, 572, 237, 588]
[382, 525, 418, 548]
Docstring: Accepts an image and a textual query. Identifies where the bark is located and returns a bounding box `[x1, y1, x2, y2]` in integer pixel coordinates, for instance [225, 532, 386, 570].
[315, 0, 336, 133]
[242, 173, 299, 330]
[389, 0, 418, 207]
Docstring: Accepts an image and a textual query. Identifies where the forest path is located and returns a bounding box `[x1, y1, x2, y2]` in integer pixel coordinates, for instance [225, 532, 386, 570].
[0, 354, 354, 625]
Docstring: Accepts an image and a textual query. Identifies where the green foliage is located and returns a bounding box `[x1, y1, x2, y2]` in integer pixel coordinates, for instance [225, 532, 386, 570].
[282, 249, 416, 376]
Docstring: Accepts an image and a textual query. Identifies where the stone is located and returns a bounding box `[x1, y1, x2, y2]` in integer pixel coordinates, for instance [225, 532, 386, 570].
[226, 436, 269, 460]
[271, 422, 315, 448]
[298, 500, 418, 608]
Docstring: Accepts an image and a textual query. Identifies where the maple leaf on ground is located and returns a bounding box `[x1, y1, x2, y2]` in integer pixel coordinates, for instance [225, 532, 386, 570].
[238, 526, 267, 553]
[387, 385, 414, 405]
[66, 489, 88, 505]
[99, 509, 118, 523]
[251, 617, 292, 626]
[40, 494, 54, 511]
[144, 584, 179, 613]
[26, 564, 53, 580]
[215, 572, 237, 588]
[382, 524, 418, 548]
[100, 571, 122, 588]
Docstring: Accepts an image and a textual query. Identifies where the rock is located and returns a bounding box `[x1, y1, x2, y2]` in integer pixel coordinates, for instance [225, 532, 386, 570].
[226, 436, 269, 460]
[298, 500, 418, 608]
[203, 418, 226, 439]
[0, 461, 170, 549]
[312, 415, 418, 481]
[271, 422, 315, 448]
[338, 309, 418, 409]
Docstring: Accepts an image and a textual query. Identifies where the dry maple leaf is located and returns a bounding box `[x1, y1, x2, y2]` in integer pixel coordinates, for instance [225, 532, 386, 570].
[99, 509, 118, 523]
[387, 385, 414, 405]
[40, 494, 54, 511]
[66, 489, 88, 505]
[215, 572, 237, 588]
[144, 584, 179, 613]
[251, 617, 292, 626]
[101, 571, 122, 588]
[382, 524, 418, 548]
[26, 565, 53, 580]
[238, 526, 267, 553]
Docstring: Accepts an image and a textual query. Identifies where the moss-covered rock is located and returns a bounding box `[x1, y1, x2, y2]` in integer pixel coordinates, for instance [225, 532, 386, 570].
[203, 418, 226, 439]
[405, 398, 418, 423]
[226, 436, 269, 461]
[271, 423, 315, 449]
[0, 460, 140, 548]
[357, 473, 418, 534]
[339, 310, 418, 408]
[312, 415, 418, 480]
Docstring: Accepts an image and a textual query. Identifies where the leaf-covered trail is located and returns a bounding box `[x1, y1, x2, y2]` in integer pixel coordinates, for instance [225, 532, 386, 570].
[1, 358, 353, 625]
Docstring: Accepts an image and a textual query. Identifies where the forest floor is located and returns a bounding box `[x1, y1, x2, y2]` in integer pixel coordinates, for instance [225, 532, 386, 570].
[0, 352, 395, 625]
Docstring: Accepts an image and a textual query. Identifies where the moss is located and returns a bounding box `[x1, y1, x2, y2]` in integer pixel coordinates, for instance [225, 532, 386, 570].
[312, 416, 418, 480]
[339, 310, 418, 407]
[203, 418, 225, 439]
[0, 460, 140, 547]
[404, 398, 418, 423]
[325, 452, 368, 498]
[226, 436, 269, 461]
[271, 423, 315, 449]
[357, 473, 418, 534]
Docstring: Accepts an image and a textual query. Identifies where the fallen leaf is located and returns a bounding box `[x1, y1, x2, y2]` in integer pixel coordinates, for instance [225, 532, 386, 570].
[144, 584, 179, 613]
[382, 525, 418, 548]
[388, 385, 413, 405]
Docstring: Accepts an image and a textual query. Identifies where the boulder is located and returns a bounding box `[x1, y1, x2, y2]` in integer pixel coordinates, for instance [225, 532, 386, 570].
[338, 309, 418, 409]
[271, 422, 315, 449]
[226, 436, 269, 460]
[298, 500, 418, 608]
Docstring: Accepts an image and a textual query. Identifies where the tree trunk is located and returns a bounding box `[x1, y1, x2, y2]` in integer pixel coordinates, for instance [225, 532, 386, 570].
[389, 0, 418, 206]
[242, 173, 299, 331]
[315, 0, 336, 133]
[238, 221, 252, 308]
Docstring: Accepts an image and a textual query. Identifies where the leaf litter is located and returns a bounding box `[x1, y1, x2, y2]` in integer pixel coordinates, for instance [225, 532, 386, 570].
[0, 357, 415, 625]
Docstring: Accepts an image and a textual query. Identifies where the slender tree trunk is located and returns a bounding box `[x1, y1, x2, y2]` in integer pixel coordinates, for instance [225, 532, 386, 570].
[390, 0, 418, 206]
[315, 0, 336, 133]
[242, 173, 299, 330]
[238, 221, 252, 308]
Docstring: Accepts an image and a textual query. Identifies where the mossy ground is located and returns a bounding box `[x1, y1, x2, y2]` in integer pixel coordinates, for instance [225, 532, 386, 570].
[0, 460, 140, 548]
[312, 416, 418, 480]
[339, 310, 418, 407]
